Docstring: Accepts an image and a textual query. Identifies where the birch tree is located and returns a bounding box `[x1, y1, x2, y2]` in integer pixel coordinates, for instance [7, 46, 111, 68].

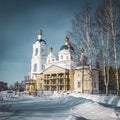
[110, 0, 119, 96]
[68, 3, 96, 94]
[103, 0, 119, 96]
[97, 0, 120, 95]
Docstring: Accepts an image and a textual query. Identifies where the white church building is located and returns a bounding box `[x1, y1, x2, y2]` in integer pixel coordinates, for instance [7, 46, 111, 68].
[29, 29, 99, 94]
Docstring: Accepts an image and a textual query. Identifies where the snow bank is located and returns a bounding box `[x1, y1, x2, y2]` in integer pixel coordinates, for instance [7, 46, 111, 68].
[70, 93, 120, 107]
[0, 91, 120, 120]
[70, 101, 117, 120]
[1, 90, 120, 107]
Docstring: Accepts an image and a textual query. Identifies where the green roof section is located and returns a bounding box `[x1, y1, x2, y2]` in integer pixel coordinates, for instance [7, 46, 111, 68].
[60, 44, 74, 51]
[35, 39, 47, 44]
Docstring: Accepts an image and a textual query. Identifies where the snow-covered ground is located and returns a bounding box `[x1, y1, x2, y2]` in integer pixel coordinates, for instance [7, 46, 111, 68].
[70, 92, 120, 107]
[0, 91, 120, 120]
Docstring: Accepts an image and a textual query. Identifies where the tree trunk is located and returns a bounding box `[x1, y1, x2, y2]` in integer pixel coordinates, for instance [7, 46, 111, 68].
[85, 8, 93, 94]
[105, 83, 109, 96]
[109, 0, 119, 96]
[106, 32, 110, 96]
[82, 59, 84, 93]
[106, 67, 109, 96]
[88, 46, 92, 94]
[100, 29, 108, 96]
[112, 33, 119, 95]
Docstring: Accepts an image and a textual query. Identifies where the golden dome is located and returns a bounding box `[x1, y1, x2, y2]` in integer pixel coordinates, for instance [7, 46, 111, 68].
[65, 36, 69, 43]
[50, 47, 53, 52]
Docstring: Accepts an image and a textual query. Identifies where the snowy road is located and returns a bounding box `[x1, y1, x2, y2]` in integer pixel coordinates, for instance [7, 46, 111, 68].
[0, 91, 120, 120]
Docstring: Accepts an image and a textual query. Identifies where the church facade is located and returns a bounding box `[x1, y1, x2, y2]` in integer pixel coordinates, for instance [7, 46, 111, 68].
[29, 30, 99, 94]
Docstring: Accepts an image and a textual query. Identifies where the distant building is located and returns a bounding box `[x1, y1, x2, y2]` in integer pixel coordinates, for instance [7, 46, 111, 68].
[27, 29, 99, 94]
[0, 81, 8, 91]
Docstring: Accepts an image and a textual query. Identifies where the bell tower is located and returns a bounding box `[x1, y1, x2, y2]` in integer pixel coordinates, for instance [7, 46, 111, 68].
[31, 29, 47, 79]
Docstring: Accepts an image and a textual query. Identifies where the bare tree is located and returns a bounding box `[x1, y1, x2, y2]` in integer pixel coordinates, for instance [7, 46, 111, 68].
[101, 29, 109, 96]
[96, 0, 120, 95]
[103, 0, 119, 95]
[96, 24, 109, 95]
[68, 2, 96, 94]
[97, 3, 111, 96]
[108, 0, 119, 96]
[68, 0, 120, 95]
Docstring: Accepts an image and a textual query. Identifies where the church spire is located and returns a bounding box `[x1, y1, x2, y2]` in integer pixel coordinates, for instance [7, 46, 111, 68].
[38, 29, 42, 40]
[65, 36, 69, 45]
[50, 47, 53, 53]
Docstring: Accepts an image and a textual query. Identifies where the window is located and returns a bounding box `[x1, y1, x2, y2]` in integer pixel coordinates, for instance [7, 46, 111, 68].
[33, 64, 37, 72]
[66, 56, 69, 60]
[94, 82, 97, 88]
[60, 79, 63, 84]
[48, 59, 50, 63]
[42, 65, 44, 69]
[41, 48, 45, 56]
[61, 55, 63, 59]
[78, 81, 81, 88]
[35, 48, 38, 56]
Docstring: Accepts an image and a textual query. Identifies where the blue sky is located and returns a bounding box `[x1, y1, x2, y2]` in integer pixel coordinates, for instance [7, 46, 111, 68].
[0, 0, 101, 86]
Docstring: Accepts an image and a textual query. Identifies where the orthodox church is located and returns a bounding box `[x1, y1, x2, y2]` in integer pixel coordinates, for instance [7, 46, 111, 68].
[28, 29, 99, 94]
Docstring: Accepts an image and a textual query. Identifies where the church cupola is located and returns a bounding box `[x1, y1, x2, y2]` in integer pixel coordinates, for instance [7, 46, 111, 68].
[60, 36, 74, 52]
[59, 36, 74, 61]
[47, 47, 56, 63]
[35, 29, 46, 44]
[38, 29, 42, 40]
[65, 36, 69, 45]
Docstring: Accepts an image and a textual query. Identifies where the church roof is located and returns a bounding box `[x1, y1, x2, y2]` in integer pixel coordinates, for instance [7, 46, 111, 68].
[35, 39, 46, 44]
[59, 36, 74, 51]
[60, 44, 74, 51]
[43, 65, 69, 74]
[47, 52, 56, 58]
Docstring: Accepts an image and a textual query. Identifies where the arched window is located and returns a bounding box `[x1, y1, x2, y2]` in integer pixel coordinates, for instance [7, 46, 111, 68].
[48, 59, 50, 63]
[66, 56, 69, 60]
[78, 81, 81, 88]
[61, 55, 63, 59]
[33, 64, 37, 72]
[35, 48, 38, 56]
